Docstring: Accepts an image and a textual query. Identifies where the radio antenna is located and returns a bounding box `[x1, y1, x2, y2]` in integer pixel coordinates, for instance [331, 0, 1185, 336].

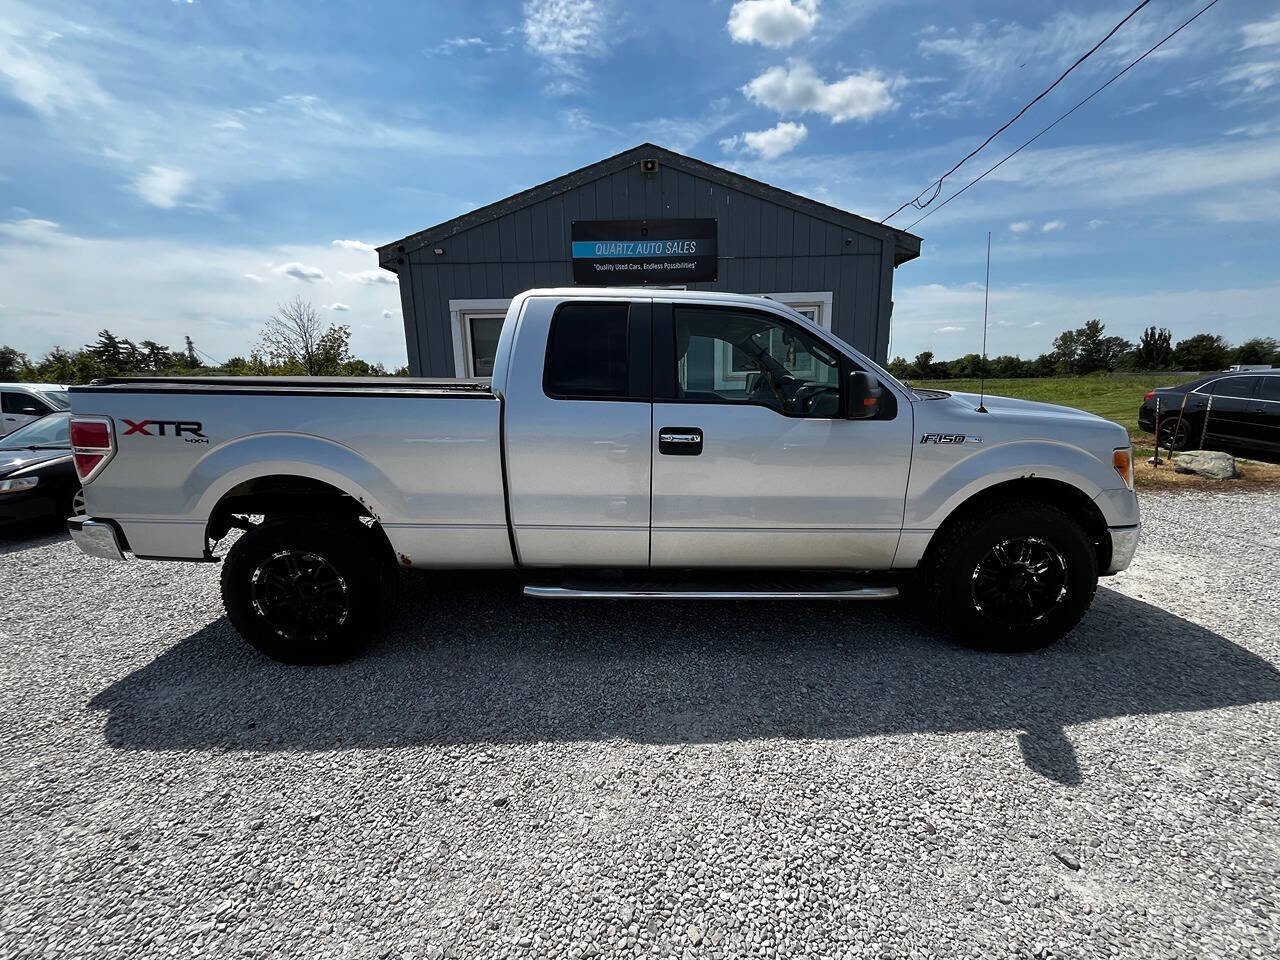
[977, 231, 991, 414]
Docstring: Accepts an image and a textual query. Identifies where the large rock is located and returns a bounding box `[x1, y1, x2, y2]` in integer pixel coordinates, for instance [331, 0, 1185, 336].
[1172, 449, 1237, 479]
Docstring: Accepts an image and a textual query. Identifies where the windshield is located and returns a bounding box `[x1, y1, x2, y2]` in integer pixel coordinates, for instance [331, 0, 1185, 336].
[37, 390, 71, 411]
[0, 413, 70, 450]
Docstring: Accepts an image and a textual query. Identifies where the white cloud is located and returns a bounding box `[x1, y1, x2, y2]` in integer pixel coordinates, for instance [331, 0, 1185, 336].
[0, 219, 409, 368]
[0, 20, 111, 117]
[728, 0, 818, 49]
[1087, 219, 1106, 230]
[724, 121, 808, 159]
[522, 0, 608, 64]
[326, 302, 350, 311]
[1008, 221, 1031, 234]
[743, 61, 896, 122]
[131, 165, 192, 209]
[243, 273, 264, 283]
[892, 281, 1280, 361]
[341, 270, 398, 286]
[935, 325, 966, 333]
[1041, 220, 1065, 233]
[1222, 59, 1280, 96]
[382, 309, 396, 320]
[1241, 14, 1280, 50]
[274, 262, 327, 282]
[332, 239, 376, 253]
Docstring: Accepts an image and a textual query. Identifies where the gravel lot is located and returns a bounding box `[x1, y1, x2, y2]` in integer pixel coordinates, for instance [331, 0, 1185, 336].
[2, 489, 1278, 959]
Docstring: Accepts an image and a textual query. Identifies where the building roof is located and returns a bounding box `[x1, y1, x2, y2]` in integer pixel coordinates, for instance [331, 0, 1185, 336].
[378, 143, 922, 272]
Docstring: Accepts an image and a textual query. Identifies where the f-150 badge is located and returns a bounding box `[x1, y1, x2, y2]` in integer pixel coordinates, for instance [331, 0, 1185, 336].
[920, 433, 983, 444]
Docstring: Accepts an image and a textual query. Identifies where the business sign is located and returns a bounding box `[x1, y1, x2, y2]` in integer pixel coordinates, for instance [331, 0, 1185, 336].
[571, 218, 717, 285]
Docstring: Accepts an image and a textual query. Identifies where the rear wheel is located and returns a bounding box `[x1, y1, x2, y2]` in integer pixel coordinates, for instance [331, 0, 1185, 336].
[221, 516, 385, 664]
[1157, 415, 1194, 451]
[924, 500, 1098, 652]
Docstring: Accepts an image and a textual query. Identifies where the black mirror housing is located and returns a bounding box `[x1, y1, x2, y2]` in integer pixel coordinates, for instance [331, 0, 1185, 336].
[847, 371, 882, 419]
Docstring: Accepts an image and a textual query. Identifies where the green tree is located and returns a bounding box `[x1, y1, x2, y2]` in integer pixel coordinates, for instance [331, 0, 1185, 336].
[0, 345, 31, 380]
[1134, 326, 1173, 369]
[139, 340, 175, 371]
[1051, 329, 1080, 375]
[183, 336, 204, 369]
[1233, 337, 1279, 366]
[991, 354, 1028, 378]
[886, 356, 915, 380]
[1172, 333, 1230, 371]
[87, 330, 127, 373]
[259, 297, 353, 376]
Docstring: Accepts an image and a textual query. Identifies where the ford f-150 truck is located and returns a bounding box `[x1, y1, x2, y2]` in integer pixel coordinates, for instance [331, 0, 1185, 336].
[67, 288, 1139, 663]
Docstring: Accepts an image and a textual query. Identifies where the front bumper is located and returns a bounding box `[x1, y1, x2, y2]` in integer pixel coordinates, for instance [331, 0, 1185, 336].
[1106, 524, 1141, 574]
[0, 494, 58, 528]
[67, 517, 128, 561]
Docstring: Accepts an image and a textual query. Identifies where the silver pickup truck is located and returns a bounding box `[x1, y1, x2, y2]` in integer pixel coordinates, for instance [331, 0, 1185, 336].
[67, 288, 1139, 663]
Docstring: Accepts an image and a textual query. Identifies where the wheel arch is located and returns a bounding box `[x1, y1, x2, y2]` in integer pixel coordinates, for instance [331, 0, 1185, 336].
[205, 473, 396, 567]
[919, 476, 1112, 574]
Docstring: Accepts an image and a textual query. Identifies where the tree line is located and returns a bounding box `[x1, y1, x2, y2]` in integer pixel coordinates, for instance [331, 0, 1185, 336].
[888, 321, 1278, 381]
[0, 297, 407, 383]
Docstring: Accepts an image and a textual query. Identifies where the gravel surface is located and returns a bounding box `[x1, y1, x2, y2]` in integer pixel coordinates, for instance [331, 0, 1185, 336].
[2, 489, 1278, 959]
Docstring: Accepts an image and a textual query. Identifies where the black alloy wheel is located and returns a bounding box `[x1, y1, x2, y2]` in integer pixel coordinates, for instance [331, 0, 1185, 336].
[249, 549, 351, 643]
[971, 536, 1068, 626]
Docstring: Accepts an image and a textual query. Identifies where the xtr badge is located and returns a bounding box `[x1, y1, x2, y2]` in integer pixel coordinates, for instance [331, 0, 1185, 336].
[123, 419, 207, 440]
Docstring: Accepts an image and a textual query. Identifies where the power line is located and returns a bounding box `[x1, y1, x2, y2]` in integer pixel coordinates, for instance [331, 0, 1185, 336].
[903, 0, 1223, 232]
[881, 0, 1154, 223]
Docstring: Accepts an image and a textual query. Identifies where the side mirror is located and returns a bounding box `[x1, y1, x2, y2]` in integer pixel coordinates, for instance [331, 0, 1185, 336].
[846, 370, 882, 419]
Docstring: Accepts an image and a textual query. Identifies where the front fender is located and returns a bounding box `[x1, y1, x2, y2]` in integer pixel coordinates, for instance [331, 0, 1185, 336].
[905, 439, 1115, 530]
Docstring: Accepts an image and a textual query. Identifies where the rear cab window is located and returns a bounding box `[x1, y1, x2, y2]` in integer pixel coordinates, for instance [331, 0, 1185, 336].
[543, 302, 651, 401]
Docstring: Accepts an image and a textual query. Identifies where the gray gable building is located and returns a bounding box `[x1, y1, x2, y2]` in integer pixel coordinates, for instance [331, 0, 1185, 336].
[378, 144, 922, 377]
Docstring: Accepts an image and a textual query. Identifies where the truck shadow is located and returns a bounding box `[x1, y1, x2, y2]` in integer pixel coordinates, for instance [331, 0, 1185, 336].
[89, 574, 1280, 785]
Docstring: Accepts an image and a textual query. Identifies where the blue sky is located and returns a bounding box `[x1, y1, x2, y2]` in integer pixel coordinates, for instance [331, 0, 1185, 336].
[1, 0, 1277, 368]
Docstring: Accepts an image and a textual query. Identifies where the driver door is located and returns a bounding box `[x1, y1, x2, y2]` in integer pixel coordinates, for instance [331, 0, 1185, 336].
[650, 303, 911, 568]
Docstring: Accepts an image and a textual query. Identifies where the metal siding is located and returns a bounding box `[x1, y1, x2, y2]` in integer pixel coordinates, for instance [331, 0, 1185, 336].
[394, 158, 905, 377]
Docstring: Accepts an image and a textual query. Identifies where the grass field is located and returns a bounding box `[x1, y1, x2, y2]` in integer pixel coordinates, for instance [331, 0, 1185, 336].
[911, 372, 1199, 440]
[911, 372, 1280, 488]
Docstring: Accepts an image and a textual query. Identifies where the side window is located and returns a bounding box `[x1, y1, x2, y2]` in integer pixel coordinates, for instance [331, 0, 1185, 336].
[1261, 377, 1280, 402]
[543, 302, 631, 399]
[2, 391, 48, 415]
[673, 306, 843, 418]
[1209, 377, 1258, 398]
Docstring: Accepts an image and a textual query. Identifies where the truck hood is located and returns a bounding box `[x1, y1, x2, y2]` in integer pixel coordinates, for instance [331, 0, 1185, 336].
[940, 391, 1109, 426]
[915, 390, 1131, 454]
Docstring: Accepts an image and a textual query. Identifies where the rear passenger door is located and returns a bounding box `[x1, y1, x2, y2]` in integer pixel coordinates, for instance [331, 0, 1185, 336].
[501, 297, 653, 567]
[1203, 376, 1260, 445]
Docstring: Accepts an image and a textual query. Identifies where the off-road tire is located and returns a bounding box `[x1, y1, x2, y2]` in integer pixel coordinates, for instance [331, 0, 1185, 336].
[221, 516, 385, 664]
[923, 499, 1098, 652]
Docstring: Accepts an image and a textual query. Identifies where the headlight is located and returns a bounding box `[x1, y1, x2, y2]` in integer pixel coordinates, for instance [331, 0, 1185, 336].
[0, 476, 39, 494]
[1113, 447, 1134, 490]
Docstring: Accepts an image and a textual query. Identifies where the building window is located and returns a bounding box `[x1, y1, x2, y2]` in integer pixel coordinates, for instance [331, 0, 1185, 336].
[449, 299, 511, 378]
[709, 291, 832, 389]
[768, 291, 833, 330]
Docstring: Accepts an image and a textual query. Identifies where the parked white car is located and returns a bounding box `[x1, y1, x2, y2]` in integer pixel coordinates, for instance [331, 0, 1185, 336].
[1, 383, 71, 438]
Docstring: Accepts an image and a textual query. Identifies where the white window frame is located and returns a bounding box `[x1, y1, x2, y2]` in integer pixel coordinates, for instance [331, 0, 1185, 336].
[710, 290, 833, 388]
[768, 291, 833, 330]
[448, 298, 511, 378]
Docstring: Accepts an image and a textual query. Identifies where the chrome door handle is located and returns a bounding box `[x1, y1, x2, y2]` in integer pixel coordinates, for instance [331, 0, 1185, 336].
[659, 426, 703, 456]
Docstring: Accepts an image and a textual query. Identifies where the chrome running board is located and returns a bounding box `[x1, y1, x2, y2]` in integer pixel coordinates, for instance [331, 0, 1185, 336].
[523, 583, 898, 600]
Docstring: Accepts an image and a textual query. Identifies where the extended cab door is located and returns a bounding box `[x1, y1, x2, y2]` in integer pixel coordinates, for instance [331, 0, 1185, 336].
[649, 302, 912, 568]
[500, 297, 652, 566]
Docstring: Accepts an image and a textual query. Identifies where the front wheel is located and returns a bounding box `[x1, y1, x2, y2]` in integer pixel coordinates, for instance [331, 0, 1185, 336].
[221, 516, 385, 664]
[924, 500, 1098, 652]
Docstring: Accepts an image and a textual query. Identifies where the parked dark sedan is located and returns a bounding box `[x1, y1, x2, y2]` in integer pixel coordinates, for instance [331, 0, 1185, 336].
[1139, 370, 1280, 453]
[0, 413, 83, 530]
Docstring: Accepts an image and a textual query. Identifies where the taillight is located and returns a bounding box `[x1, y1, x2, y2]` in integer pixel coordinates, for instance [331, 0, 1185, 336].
[70, 417, 115, 482]
[1143, 391, 1154, 401]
